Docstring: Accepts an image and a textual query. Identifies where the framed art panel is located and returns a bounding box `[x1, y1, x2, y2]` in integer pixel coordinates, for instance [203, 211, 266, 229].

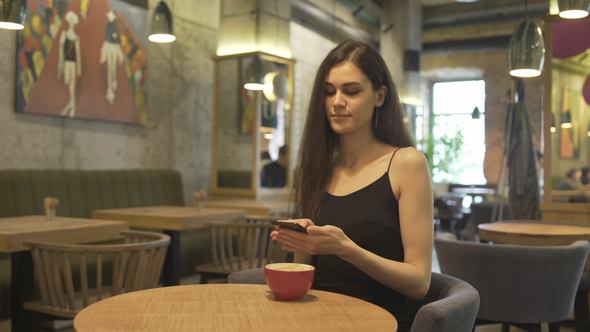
[16, 0, 149, 124]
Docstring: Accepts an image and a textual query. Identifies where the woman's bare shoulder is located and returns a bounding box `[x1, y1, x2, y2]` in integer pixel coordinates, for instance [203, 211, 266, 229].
[393, 147, 428, 169]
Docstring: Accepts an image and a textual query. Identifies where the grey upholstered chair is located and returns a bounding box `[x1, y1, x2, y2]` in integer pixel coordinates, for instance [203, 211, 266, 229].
[435, 232, 590, 332]
[410, 272, 479, 332]
[229, 269, 480, 332]
[501, 219, 590, 332]
[227, 267, 266, 284]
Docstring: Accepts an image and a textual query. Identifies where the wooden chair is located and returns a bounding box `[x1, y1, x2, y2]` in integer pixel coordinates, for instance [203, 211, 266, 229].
[195, 215, 289, 283]
[23, 230, 170, 318]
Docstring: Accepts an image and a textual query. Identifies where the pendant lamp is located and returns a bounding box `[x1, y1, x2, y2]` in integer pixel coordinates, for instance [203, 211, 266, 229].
[508, 1, 545, 78]
[244, 56, 266, 91]
[558, 0, 590, 19]
[561, 111, 573, 128]
[0, 0, 25, 30]
[149, 1, 175, 43]
[471, 106, 481, 119]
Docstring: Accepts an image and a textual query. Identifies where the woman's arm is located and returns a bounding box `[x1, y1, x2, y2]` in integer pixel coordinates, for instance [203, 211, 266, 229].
[343, 148, 433, 298]
[273, 148, 433, 299]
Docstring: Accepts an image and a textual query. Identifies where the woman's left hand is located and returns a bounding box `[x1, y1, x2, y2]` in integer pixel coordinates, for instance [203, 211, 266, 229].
[271, 219, 357, 258]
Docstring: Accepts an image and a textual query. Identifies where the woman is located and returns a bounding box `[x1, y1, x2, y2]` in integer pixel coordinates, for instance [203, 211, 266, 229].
[100, 10, 124, 104]
[271, 40, 433, 331]
[58, 11, 82, 118]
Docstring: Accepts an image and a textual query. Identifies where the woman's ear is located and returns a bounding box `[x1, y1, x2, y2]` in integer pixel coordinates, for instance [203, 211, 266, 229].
[376, 86, 388, 107]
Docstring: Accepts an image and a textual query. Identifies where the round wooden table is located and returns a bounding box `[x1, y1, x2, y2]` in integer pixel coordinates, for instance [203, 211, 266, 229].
[478, 222, 590, 246]
[73, 284, 397, 331]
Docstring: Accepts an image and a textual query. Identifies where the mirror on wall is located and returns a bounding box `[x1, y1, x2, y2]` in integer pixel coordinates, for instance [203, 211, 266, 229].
[546, 17, 590, 203]
[211, 52, 294, 197]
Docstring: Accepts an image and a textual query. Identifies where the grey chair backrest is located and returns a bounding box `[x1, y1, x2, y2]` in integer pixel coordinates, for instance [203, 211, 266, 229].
[435, 233, 590, 323]
[229, 269, 480, 332]
[410, 272, 479, 332]
[227, 267, 266, 284]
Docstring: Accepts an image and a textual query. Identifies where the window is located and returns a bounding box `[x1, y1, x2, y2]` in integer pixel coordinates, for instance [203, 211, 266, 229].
[430, 80, 486, 184]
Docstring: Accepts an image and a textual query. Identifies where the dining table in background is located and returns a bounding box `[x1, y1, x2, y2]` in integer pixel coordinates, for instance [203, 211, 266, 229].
[450, 187, 496, 202]
[205, 198, 293, 216]
[0, 215, 129, 332]
[92, 206, 246, 286]
[74, 284, 398, 332]
[478, 221, 590, 246]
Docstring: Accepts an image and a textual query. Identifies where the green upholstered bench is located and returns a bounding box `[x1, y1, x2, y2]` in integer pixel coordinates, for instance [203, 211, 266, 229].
[217, 170, 252, 189]
[0, 169, 209, 319]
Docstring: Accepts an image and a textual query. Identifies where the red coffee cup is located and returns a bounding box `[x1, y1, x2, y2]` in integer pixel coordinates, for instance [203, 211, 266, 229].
[264, 263, 315, 301]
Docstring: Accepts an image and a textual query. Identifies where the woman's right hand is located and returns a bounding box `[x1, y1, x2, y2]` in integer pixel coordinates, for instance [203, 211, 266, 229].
[271, 219, 357, 259]
[270, 218, 314, 237]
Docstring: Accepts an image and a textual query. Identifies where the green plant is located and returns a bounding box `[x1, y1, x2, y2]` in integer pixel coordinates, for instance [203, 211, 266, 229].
[424, 129, 465, 183]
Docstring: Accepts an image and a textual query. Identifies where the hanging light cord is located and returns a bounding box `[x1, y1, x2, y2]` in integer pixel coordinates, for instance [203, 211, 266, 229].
[525, 0, 529, 21]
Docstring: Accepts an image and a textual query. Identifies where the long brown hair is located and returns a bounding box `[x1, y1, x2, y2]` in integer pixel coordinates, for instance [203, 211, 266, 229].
[294, 40, 414, 220]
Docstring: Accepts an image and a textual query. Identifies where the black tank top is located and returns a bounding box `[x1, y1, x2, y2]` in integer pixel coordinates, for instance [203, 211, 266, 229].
[313, 148, 417, 331]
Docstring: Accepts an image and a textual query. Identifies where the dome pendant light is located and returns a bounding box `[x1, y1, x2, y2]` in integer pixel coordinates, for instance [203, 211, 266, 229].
[0, 0, 26, 30]
[508, 0, 545, 78]
[558, 0, 590, 19]
[244, 56, 266, 91]
[149, 1, 175, 43]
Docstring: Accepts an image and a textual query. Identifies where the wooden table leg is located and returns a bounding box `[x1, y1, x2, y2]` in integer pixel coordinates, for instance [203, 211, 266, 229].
[162, 230, 181, 286]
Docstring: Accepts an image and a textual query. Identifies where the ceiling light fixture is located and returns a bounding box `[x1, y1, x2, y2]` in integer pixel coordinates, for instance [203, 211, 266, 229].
[561, 111, 573, 128]
[508, 0, 545, 78]
[0, 0, 25, 30]
[148, 1, 175, 43]
[471, 106, 481, 119]
[558, 0, 590, 19]
[244, 56, 266, 91]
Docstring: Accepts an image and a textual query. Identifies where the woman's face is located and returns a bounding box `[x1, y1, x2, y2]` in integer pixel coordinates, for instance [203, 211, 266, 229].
[324, 61, 386, 136]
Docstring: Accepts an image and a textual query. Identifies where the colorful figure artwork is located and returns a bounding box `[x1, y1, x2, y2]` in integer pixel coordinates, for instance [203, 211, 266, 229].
[16, 0, 149, 125]
[58, 11, 81, 117]
[100, 10, 124, 104]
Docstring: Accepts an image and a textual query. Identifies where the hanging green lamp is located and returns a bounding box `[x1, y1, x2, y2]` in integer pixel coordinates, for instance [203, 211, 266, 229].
[508, 1, 545, 78]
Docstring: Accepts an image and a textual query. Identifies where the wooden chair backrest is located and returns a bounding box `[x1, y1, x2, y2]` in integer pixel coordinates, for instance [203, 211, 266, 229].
[25, 230, 170, 318]
[207, 215, 288, 271]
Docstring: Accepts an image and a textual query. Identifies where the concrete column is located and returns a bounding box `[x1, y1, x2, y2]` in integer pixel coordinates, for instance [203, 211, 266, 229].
[217, 0, 291, 58]
[150, 0, 221, 202]
[380, 0, 422, 105]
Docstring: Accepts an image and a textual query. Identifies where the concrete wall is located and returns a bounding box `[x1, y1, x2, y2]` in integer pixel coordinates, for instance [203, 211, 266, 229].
[423, 49, 544, 184]
[289, 22, 336, 165]
[0, 0, 220, 203]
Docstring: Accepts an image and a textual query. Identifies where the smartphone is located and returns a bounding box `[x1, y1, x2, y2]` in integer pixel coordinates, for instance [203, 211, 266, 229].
[271, 220, 307, 233]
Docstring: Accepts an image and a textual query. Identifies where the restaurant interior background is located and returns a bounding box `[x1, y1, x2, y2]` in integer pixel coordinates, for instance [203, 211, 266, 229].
[1, 0, 590, 325]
